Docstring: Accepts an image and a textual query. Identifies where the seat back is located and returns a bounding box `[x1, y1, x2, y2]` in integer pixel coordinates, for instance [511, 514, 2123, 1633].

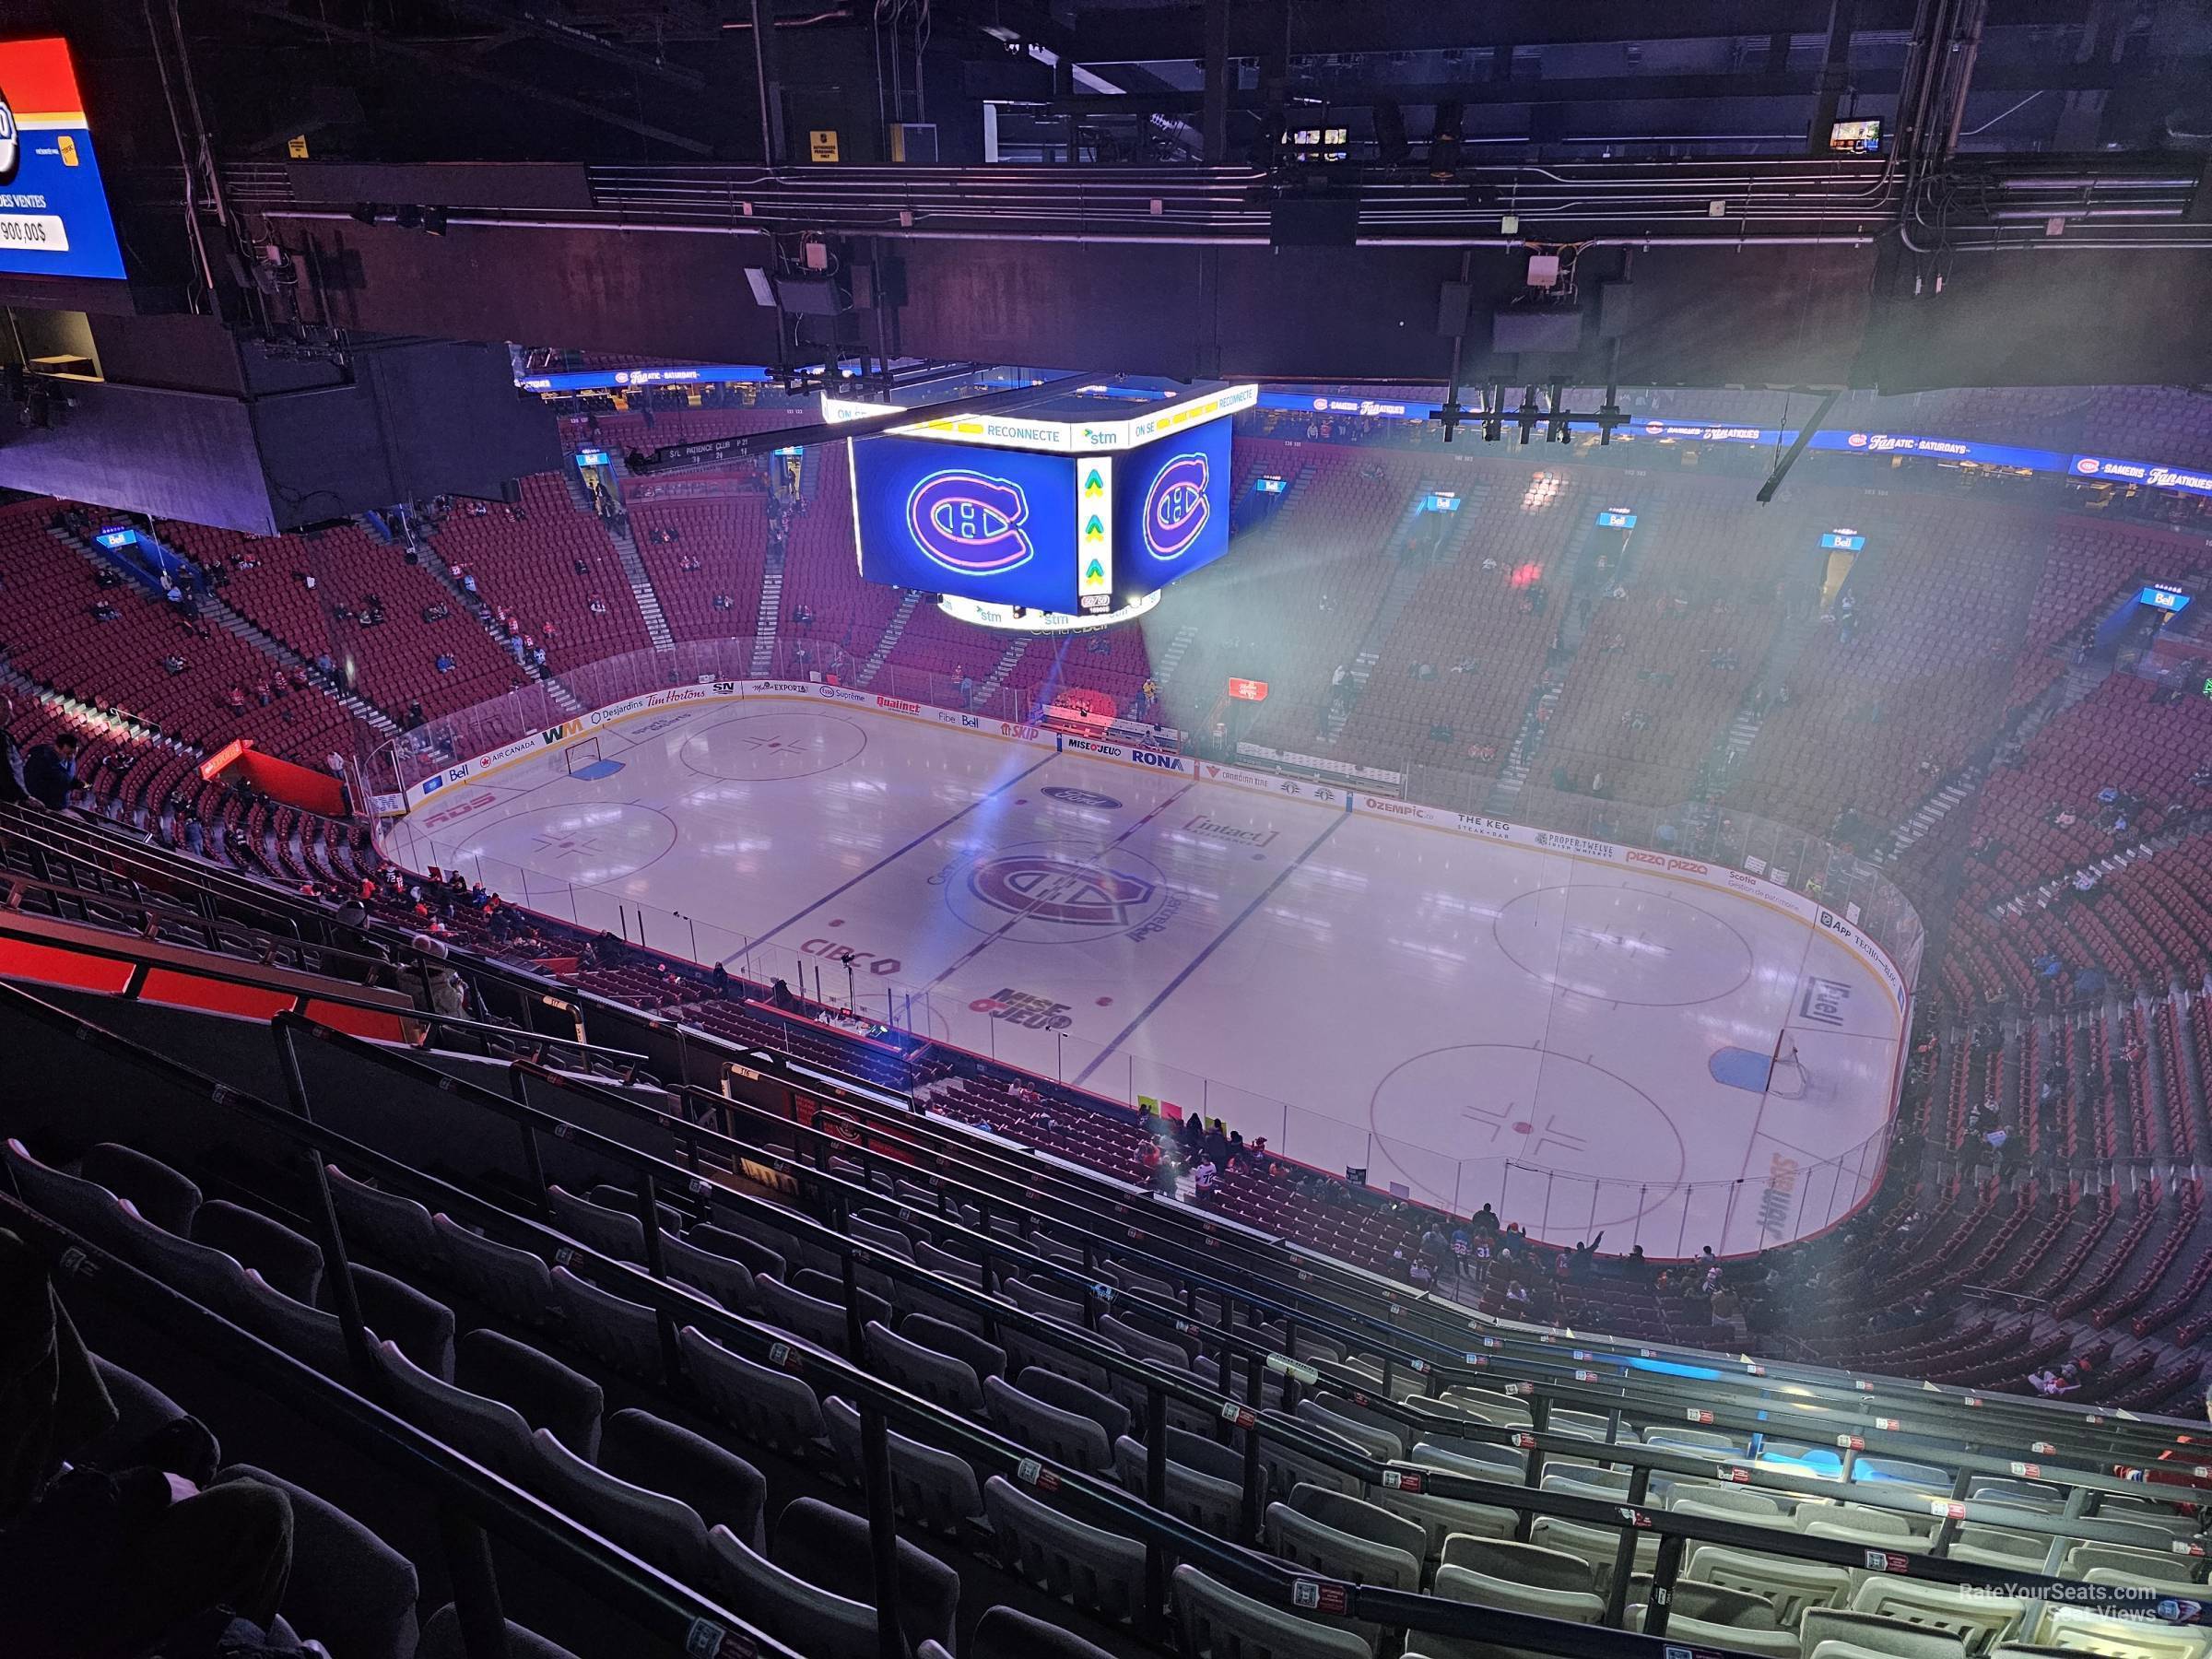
[1171, 1563, 1374, 1659]
[824, 1396, 982, 1535]
[983, 1474, 1148, 1623]
[1434, 1562, 1606, 1619]
[547, 1184, 646, 1260]
[115, 1200, 250, 1314]
[705, 1524, 881, 1659]
[238, 1268, 355, 1376]
[431, 1215, 552, 1326]
[6, 1138, 132, 1250]
[1851, 1577, 2029, 1654]
[529, 1429, 712, 1581]
[375, 1340, 535, 1481]
[1802, 1608, 1971, 1659]
[1439, 1535, 1598, 1594]
[866, 1320, 984, 1416]
[194, 1200, 324, 1306]
[1017, 1367, 1132, 1443]
[900, 1312, 1008, 1385]
[1113, 1434, 1242, 1536]
[457, 1329, 603, 1462]
[550, 1265, 665, 1378]
[326, 1164, 438, 1268]
[1689, 1546, 1854, 1627]
[756, 1273, 854, 1357]
[602, 1408, 767, 1554]
[983, 1374, 1112, 1472]
[677, 1324, 826, 1454]
[2037, 1608, 2212, 1659]
[657, 1228, 760, 1312]
[82, 1141, 201, 1234]
[773, 1497, 960, 1655]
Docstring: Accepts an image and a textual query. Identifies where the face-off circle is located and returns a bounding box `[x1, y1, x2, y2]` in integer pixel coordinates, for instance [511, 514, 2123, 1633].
[679, 712, 867, 782]
[1365, 1043, 1687, 1229]
[454, 802, 677, 886]
[1492, 885, 1753, 1006]
[937, 839, 1175, 943]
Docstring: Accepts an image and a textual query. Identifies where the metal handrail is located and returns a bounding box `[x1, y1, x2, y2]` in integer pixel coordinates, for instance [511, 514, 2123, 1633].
[8, 983, 2204, 1658]
[0, 1189, 802, 1659]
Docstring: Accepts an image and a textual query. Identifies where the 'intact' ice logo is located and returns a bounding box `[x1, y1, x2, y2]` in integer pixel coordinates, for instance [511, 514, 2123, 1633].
[1142, 452, 1211, 559]
[906, 468, 1034, 576]
[970, 854, 1157, 927]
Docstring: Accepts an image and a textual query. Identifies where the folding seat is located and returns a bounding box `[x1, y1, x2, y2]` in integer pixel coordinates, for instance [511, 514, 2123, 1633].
[544, 1184, 647, 1261]
[1688, 1545, 1854, 1627]
[202, 1465, 419, 1659]
[1014, 1366, 1130, 1444]
[678, 1324, 829, 1457]
[457, 1329, 603, 1461]
[1850, 1577, 2030, 1654]
[755, 1272, 859, 1357]
[984, 1373, 1112, 1472]
[80, 1141, 202, 1235]
[1112, 1431, 1243, 1536]
[528, 1428, 714, 1583]
[351, 1264, 456, 1382]
[652, 1226, 760, 1313]
[822, 1395, 984, 1535]
[431, 1214, 554, 1326]
[1441, 1535, 1597, 1594]
[706, 1523, 885, 1659]
[112, 1199, 251, 1314]
[375, 1339, 535, 1481]
[1800, 1612, 1972, 1659]
[2033, 1609, 2210, 1659]
[194, 1200, 324, 1306]
[593, 1407, 768, 1554]
[983, 1474, 1148, 1625]
[1172, 1563, 1373, 1659]
[549, 1265, 665, 1378]
[900, 1312, 1008, 1385]
[238, 1266, 359, 1377]
[772, 1497, 960, 1655]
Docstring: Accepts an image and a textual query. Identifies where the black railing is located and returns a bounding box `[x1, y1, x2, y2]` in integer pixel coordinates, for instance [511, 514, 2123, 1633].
[7, 982, 2202, 1659]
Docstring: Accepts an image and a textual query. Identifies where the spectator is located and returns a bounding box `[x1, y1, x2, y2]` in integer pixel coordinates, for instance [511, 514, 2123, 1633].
[21, 735, 79, 812]
[0, 1227, 296, 1658]
[1192, 1156, 1218, 1199]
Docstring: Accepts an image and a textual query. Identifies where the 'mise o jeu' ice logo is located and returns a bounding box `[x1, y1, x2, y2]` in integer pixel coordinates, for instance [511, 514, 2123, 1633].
[1142, 451, 1211, 559]
[906, 468, 1034, 575]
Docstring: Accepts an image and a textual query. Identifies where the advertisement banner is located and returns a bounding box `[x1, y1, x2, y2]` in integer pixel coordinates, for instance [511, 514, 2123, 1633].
[0, 37, 126, 279]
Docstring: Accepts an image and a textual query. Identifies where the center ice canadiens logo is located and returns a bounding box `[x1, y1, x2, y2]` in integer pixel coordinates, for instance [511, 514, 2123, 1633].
[1142, 451, 1211, 559]
[906, 468, 1035, 576]
[970, 854, 1157, 927]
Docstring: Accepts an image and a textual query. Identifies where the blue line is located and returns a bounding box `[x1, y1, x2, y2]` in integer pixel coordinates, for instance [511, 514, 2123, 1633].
[1074, 808, 1348, 1086]
[742, 748, 1059, 959]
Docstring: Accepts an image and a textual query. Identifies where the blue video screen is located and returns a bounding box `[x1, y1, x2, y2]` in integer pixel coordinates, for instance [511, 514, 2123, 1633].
[851, 435, 1082, 612]
[1115, 416, 1232, 598]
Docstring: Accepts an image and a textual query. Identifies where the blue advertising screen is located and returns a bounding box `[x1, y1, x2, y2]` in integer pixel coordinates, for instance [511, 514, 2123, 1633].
[851, 435, 1083, 612]
[1596, 507, 1637, 528]
[2140, 584, 2191, 614]
[1114, 416, 1232, 599]
[1821, 529, 1867, 550]
[0, 39, 125, 280]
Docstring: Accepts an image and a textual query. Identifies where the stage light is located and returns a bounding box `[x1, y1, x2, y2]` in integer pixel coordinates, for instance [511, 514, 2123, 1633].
[348, 203, 382, 225]
[423, 206, 448, 236]
[394, 205, 425, 231]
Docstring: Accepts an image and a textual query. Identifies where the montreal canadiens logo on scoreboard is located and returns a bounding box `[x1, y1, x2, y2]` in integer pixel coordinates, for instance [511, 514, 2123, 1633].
[906, 469, 1035, 575]
[1143, 451, 1211, 559]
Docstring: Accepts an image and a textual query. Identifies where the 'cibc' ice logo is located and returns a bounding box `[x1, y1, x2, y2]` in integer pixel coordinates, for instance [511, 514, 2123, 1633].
[906, 468, 1034, 575]
[1142, 452, 1210, 559]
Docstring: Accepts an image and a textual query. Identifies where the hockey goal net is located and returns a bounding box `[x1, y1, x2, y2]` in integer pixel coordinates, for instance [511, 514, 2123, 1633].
[562, 735, 602, 776]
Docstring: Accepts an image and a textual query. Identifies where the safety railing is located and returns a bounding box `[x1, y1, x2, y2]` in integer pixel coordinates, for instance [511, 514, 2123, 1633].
[0, 1187, 804, 1659]
[7, 982, 2202, 1659]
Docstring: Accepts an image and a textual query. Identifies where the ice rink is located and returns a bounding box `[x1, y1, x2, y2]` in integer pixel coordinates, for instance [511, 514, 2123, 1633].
[388, 693, 1906, 1254]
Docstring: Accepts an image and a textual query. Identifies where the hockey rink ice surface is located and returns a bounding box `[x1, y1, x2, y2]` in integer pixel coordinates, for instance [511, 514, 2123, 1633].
[389, 697, 1905, 1255]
